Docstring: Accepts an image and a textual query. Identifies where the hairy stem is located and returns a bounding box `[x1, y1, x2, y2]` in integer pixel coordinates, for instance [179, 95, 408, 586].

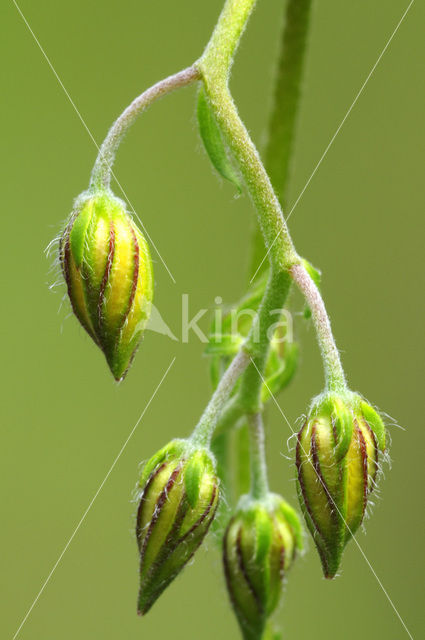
[200, 0, 256, 83]
[250, 0, 313, 279]
[238, 269, 292, 412]
[291, 264, 346, 392]
[248, 413, 269, 499]
[191, 350, 250, 448]
[198, 0, 345, 396]
[90, 65, 200, 191]
[198, 1, 300, 271]
[213, 395, 244, 438]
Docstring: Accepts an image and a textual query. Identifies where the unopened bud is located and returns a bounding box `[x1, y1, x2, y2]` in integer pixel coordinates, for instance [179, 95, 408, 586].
[223, 494, 302, 640]
[59, 190, 153, 381]
[296, 392, 385, 578]
[136, 440, 219, 615]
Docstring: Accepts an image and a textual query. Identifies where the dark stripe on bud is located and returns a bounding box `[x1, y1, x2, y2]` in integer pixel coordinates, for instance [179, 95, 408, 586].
[98, 220, 115, 327]
[223, 494, 302, 640]
[235, 526, 264, 615]
[135, 440, 219, 615]
[296, 392, 386, 578]
[59, 190, 153, 380]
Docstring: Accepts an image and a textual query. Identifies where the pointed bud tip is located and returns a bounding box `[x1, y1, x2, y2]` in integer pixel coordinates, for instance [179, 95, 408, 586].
[297, 391, 387, 579]
[136, 440, 218, 614]
[60, 189, 153, 381]
[223, 494, 301, 638]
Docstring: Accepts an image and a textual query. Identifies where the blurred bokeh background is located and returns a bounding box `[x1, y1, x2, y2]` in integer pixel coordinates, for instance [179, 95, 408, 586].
[1, 1, 424, 638]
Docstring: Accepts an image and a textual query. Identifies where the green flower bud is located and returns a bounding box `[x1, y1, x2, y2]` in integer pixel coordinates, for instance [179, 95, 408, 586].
[59, 190, 153, 381]
[223, 494, 302, 640]
[296, 393, 386, 578]
[136, 439, 219, 615]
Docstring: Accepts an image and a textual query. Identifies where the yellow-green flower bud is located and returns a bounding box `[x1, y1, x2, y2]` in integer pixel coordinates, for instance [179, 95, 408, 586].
[296, 393, 386, 578]
[223, 494, 302, 640]
[136, 439, 219, 615]
[59, 190, 153, 381]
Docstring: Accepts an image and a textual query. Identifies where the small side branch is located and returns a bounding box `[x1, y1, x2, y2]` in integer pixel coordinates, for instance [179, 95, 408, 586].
[90, 65, 200, 191]
[191, 350, 250, 448]
[290, 263, 346, 392]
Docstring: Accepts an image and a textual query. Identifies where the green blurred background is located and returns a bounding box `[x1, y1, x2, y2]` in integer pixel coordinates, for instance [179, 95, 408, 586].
[1, 1, 424, 638]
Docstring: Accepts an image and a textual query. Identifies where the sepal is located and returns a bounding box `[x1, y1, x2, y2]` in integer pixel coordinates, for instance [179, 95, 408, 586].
[136, 439, 219, 614]
[296, 392, 386, 578]
[223, 494, 302, 640]
[59, 189, 153, 381]
[197, 86, 242, 192]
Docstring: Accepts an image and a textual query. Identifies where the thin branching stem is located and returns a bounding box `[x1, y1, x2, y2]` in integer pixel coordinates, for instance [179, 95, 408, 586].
[250, 0, 313, 278]
[291, 264, 346, 392]
[197, 0, 345, 400]
[191, 350, 250, 448]
[90, 65, 200, 191]
[198, 0, 300, 271]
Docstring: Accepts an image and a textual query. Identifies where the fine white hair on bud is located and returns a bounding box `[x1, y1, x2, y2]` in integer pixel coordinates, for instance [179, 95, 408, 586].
[59, 189, 153, 381]
[223, 494, 302, 640]
[296, 392, 386, 578]
[136, 439, 219, 615]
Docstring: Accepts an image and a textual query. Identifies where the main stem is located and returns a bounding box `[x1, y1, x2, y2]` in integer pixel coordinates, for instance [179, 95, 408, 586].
[238, 269, 292, 412]
[198, 0, 346, 394]
[250, 0, 313, 279]
[89, 65, 200, 191]
[198, 1, 299, 272]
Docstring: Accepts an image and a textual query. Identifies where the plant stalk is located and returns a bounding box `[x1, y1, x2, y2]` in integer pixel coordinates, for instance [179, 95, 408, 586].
[238, 269, 292, 412]
[198, 1, 300, 272]
[191, 350, 250, 448]
[90, 65, 200, 191]
[250, 0, 313, 279]
[247, 412, 269, 499]
[198, 0, 345, 396]
[291, 263, 346, 392]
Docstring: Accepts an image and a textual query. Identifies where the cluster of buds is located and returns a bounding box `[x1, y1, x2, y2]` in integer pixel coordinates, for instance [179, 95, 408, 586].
[206, 274, 298, 400]
[136, 439, 219, 615]
[223, 494, 302, 640]
[59, 190, 153, 381]
[296, 392, 386, 578]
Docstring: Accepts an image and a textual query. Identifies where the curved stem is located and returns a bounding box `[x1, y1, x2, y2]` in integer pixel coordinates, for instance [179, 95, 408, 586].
[250, 0, 313, 279]
[198, 0, 347, 396]
[213, 395, 244, 439]
[191, 350, 249, 448]
[200, 0, 256, 82]
[290, 264, 346, 392]
[247, 412, 269, 499]
[197, 1, 300, 272]
[89, 65, 200, 191]
[208, 269, 291, 444]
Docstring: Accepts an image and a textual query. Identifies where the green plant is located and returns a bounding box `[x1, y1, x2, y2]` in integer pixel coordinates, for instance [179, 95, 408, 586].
[55, 1, 389, 637]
